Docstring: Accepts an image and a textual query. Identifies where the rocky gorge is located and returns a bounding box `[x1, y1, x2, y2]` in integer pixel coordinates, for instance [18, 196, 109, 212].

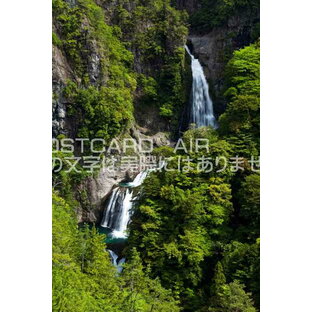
[52, 1, 260, 311]
[53, 0, 259, 225]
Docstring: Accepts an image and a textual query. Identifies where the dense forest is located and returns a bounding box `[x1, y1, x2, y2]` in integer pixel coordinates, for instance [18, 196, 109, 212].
[52, 0, 260, 311]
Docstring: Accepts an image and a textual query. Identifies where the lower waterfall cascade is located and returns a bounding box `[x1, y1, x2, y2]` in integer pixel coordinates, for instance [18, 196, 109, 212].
[107, 249, 126, 273]
[102, 170, 154, 268]
[185, 45, 217, 129]
[107, 249, 125, 273]
[101, 170, 151, 239]
[101, 187, 134, 239]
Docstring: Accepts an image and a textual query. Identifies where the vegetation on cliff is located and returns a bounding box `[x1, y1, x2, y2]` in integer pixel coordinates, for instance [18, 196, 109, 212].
[53, 0, 188, 141]
[52, 0, 260, 311]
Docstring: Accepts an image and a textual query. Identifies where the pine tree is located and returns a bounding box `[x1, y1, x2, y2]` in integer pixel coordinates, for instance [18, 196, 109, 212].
[121, 248, 180, 312]
[208, 281, 256, 312]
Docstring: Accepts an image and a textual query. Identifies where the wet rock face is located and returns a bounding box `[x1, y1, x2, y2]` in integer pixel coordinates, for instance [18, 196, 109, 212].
[88, 48, 101, 84]
[188, 31, 229, 88]
[52, 45, 73, 137]
[52, 95, 67, 137]
[133, 101, 170, 134]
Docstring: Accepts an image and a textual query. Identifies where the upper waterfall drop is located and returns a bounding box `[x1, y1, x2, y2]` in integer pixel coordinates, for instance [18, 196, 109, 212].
[185, 45, 217, 129]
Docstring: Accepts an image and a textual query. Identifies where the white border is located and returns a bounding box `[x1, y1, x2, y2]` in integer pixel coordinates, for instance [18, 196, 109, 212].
[0, 0, 51, 311]
[261, 0, 312, 311]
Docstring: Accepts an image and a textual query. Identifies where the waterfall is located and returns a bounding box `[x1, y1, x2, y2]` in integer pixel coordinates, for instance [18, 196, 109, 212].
[185, 45, 217, 129]
[100, 188, 133, 239]
[108, 249, 119, 267]
[117, 258, 126, 273]
[126, 171, 149, 187]
[107, 249, 126, 273]
[101, 171, 151, 239]
[101, 188, 120, 229]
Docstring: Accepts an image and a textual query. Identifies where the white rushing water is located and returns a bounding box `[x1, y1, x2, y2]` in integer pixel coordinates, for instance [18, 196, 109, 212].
[107, 249, 126, 273]
[126, 170, 149, 188]
[101, 188, 120, 229]
[101, 171, 151, 239]
[108, 249, 119, 267]
[101, 187, 133, 239]
[185, 45, 217, 128]
[117, 258, 126, 273]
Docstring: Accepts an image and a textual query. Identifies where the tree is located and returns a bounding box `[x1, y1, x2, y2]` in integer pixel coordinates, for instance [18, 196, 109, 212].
[237, 174, 260, 240]
[222, 240, 260, 307]
[224, 42, 260, 99]
[199, 262, 256, 312]
[219, 42, 260, 157]
[53, 193, 124, 311]
[121, 248, 180, 312]
[208, 281, 256, 312]
[210, 262, 226, 297]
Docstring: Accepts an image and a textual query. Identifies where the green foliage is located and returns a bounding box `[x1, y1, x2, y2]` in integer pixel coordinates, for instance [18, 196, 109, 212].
[237, 174, 260, 240]
[53, 0, 135, 78]
[222, 240, 260, 306]
[210, 262, 226, 296]
[53, 194, 121, 311]
[52, 144, 89, 201]
[53, 0, 189, 137]
[52, 0, 85, 75]
[53, 0, 137, 141]
[64, 80, 134, 141]
[126, 41, 260, 310]
[52, 1, 260, 311]
[79, 0, 135, 80]
[137, 75, 158, 104]
[52, 192, 180, 311]
[105, 0, 189, 126]
[121, 248, 180, 312]
[180, 127, 234, 180]
[152, 145, 175, 157]
[127, 170, 230, 302]
[219, 42, 260, 157]
[157, 48, 188, 121]
[224, 42, 260, 99]
[52, 32, 62, 47]
[127, 128, 235, 308]
[219, 95, 259, 155]
[208, 281, 256, 312]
